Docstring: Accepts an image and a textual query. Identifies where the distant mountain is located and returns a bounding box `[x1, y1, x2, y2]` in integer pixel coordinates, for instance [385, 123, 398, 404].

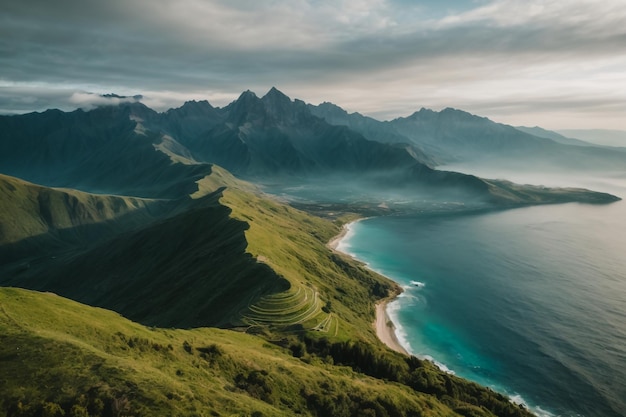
[0, 87, 620, 207]
[183, 88, 421, 177]
[515, 126, 596, 147]
[307, 101, 436, 166]
[557, 129, 626, 148]
[391, 107, 557, 160]
[158, 99, 225, 139]
[310, 102, 626, 171]
[310, 103, 556, 162]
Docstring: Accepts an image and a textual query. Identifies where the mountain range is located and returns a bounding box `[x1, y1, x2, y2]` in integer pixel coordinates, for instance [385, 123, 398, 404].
[309, 101, 626, 171]
[0, 87, 620, 207]
[0, 87, 622, 417]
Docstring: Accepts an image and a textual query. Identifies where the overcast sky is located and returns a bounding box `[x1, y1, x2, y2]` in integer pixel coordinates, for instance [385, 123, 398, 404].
[1, 0, 625, 129]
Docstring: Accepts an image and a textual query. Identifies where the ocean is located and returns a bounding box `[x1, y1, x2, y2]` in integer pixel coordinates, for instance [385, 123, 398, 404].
[338, 170, 626, 417]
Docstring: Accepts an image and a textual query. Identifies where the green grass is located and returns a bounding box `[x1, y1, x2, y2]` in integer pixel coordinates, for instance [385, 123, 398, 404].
[217, 183, 395, 342]
[0, 287, 465, 417]
[0, 174, 155, 246]
[1, 166, 537, 417]
[486, 179, 621, 205]
[2, 166, 395, 340]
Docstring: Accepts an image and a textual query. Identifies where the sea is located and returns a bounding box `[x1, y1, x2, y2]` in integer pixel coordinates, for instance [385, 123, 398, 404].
[337, 168, 626, 417]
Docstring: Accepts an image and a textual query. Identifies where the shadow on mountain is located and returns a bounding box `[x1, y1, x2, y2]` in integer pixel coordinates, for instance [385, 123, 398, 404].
[0, 189, 289, 328]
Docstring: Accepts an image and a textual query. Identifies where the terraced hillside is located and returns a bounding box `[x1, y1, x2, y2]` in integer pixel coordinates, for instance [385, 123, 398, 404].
[0, 166, 390, 338]
[0, 287, 533, 417]
[0, 287, 442, 417]
[216, 182, 392, 341]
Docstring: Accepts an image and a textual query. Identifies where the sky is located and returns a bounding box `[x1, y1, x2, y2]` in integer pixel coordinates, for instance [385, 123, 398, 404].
[1, 0, 626, 130]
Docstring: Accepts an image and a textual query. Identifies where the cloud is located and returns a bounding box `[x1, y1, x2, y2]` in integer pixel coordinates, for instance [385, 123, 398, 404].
[68, 92, 141, 109]
[1, 0, 625, 128]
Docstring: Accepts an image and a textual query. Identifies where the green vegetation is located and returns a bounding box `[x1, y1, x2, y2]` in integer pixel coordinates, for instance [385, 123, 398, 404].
[217, 180, 394, 341]
[1, 167, 395, 337]
[0, 287, 532, 417]
[1, 95, 621, 417]
[486, 179, 621, 205]
[0, 174, 156, 246]
[1, 166, 536, 416]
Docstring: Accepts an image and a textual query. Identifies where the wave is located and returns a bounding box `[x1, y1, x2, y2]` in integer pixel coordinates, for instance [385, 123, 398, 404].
[509, 395, 557, 417]
[385, 299, 414, 354]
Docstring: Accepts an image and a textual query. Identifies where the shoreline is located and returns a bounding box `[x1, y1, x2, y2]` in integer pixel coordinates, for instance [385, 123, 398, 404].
[327, 222, 350, 251]
[328, 219, 409, 356]
[375, 298, 409, 355]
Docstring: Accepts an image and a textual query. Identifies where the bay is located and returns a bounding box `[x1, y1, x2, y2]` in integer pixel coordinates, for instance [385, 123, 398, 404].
[339, 171, 626, 417]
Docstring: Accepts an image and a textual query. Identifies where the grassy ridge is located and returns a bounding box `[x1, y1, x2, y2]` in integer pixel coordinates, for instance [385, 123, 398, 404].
[1, 189, 288, 329]
[0, 287, 458, 417]
[0, 174, 156, 246]
[218, 181, 394, 341]
[1, 167, 394, 337]
[1, 167, 535, 417]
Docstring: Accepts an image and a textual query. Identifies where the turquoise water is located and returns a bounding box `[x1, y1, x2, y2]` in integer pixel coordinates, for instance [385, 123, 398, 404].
[338, 174, 626, 417]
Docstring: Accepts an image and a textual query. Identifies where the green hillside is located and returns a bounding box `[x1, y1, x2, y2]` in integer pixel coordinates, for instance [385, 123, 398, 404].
[1, 167, 535, 416]
[0, 174, 177, 267]
[0, 174, 156, 246]
[0, 167, 394, 334]
[0, 93, 622, 417]
[0, 287, 532, 417]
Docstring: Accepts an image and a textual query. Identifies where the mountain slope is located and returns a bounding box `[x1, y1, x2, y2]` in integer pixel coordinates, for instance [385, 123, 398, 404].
[2, 186, 289, 329]
[309, 102, 626, 171]
[515, 126, 596, 147]
[0, 105, 212, 198]
[0, 174, 155, 245]
[1, 286, 535, 417]
[0, 287, 452, 417]
[0, 166, 383, 333]
[0, 174, 177, 266]
[0, 89, 620, 206]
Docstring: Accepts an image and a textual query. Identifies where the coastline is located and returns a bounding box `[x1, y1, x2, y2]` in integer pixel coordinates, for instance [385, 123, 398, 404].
[328, 219, 409, 356]
[375, 298, 409, 355]
[327, 222, 350, 251]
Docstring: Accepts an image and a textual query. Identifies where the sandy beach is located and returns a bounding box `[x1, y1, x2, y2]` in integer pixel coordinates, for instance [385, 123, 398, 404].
[327, 223, 350, 251]
[329, 220, 409, 355]
[375, 299, 409, 355]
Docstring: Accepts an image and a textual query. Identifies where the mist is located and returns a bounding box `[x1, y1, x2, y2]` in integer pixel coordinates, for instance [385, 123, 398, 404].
[440, 162, 626, 199]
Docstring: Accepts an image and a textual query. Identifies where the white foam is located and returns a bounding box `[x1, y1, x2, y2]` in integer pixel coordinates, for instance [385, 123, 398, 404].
[509, 394, 556, 417]
[385, 299, 414, 354]
[423, 355, 456, 374]
[337, 218, 562, 417]
[335, 219, 365, 255]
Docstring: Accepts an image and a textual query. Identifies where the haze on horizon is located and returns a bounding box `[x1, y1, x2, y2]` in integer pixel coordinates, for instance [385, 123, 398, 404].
[1, 0, 626, 131]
